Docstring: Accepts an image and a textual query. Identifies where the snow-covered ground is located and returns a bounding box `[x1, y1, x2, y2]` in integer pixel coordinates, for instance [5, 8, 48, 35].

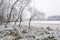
[21, 21, 60, 30]
[23, 21, 60, 24]
[0, 21, 60, 40]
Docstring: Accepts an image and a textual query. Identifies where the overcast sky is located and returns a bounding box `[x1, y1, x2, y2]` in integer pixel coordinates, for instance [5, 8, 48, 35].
[30, 0, 60, 17]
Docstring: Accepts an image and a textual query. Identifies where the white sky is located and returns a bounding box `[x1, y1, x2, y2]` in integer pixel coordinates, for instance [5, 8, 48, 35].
[30, 0, 60, 17]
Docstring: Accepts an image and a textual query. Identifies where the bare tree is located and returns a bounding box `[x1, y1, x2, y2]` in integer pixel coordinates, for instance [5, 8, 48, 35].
[28, 7, 45, 28]
[27, 7, 38, 28]
[14, 0, 31, 27]
[0, 0, 31, 27]
[5, 0, 19, 27]
[29, 14, 37, 28]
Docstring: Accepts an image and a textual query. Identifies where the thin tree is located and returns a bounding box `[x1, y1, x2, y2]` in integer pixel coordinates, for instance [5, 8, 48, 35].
[29, 14, 37, 28]
[5, 0, 19, 27]
[14, 0, 31, 27]
[28, 7, 42, 28]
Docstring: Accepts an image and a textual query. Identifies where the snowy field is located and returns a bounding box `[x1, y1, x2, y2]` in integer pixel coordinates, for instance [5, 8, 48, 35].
[0, 21, 60, 40]
[21, 21, 60, 30]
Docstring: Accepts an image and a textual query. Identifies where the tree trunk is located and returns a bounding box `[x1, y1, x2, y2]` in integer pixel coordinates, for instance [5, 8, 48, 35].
[19, 15, 22, 27]
[29, 18, 31, 29]
[19, 21, 21, 27]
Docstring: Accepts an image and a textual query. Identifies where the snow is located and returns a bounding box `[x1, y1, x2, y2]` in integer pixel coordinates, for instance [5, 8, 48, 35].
[0, 22, 60, 40]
